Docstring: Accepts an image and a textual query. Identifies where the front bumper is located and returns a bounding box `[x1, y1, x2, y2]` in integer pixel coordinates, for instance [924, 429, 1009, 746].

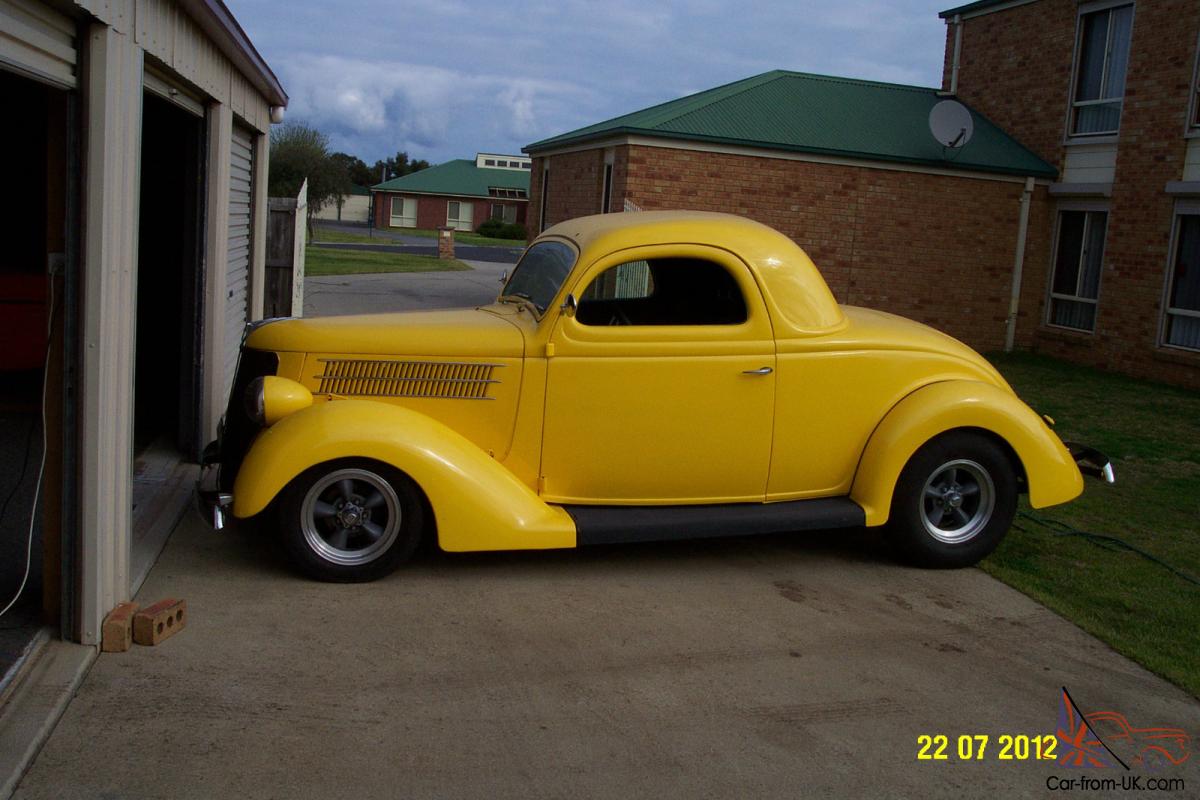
[1065, 441, 1115, 484]
[196, 439, 233, 529]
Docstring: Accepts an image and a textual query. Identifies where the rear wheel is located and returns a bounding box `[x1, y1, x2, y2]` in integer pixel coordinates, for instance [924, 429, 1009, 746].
[279, 459, 424, 582]
[886, 431, 1017, 568]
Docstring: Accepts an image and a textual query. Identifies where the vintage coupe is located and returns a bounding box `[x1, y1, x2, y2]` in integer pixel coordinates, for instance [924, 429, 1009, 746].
[199, 211, 1111, 581]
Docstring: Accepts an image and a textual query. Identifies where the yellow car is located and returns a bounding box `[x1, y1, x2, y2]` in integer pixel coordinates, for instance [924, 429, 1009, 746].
[198, 211, 1112, 581]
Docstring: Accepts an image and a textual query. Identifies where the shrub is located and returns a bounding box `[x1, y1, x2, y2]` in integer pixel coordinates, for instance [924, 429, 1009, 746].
[476, 218, 527, 240]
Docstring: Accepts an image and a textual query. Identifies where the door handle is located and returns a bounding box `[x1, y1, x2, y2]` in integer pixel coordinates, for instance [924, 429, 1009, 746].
[742, 366, 773, 375]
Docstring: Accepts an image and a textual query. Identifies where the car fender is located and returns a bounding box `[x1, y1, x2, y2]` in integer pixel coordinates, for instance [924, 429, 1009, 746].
[850, 380, 1083, 526]
[231, 398, 576, 552]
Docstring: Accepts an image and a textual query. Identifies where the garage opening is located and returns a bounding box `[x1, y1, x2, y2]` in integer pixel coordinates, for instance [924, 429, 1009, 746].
[131, 91, 205, 588]
[0, 69, 69, 683]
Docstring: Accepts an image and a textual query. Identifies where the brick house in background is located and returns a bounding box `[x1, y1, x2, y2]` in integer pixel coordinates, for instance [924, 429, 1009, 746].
[523, 71, 1058, 358]
[525, 0, 1200, 389]
[372, 153, 530, 232]
[940, 0, 1200, 386]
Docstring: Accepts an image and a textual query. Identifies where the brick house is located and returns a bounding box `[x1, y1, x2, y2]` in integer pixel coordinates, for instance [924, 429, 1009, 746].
[525, 1, 1200, 388]
[372, 153, 530, 233]
[524, 71, 1057, 357]
[939, 0, 1200, 387]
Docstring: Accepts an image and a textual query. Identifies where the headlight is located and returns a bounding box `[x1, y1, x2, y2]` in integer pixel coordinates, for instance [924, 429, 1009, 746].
[244, 376, 313, 427]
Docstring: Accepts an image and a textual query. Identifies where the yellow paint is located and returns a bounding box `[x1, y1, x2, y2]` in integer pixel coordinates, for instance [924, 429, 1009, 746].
[260, 376, 312, 426]
[850, 380, 1083, 525]
[232, 399, 575, 551]
[225, 210, 1089, 552]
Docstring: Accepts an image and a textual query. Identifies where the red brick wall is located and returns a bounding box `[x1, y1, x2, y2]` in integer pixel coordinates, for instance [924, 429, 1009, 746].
[533, 143, 1046, 353]
[633, 146, 1052, 351]
[374, 192, 528, 233]
[946, 1, 1077, 167]
[949, 0, 1200, 388]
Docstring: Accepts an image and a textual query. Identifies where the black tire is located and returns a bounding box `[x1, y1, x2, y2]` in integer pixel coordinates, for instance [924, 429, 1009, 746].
[885, 431, 1017, 568]
[278, 459, 425, 582]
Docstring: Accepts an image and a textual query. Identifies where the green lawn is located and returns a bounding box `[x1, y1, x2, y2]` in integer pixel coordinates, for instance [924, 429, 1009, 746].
[305, 246, 469, 276]
[984, 352, 1200, 698]
[311, 223, 523, 249]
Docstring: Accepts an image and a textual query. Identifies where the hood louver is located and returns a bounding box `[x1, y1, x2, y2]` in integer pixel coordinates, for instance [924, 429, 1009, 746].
[314, 358, 502, 400]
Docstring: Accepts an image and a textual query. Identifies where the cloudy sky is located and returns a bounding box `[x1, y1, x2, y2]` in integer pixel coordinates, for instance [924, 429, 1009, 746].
[226, 0, 954, 165]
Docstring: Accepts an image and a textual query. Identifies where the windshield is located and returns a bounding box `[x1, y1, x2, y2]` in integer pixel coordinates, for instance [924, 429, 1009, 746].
[499, 240, 577, 315]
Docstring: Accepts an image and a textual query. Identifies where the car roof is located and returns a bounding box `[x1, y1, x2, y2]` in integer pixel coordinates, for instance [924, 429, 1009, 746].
[538, 210, 846, 335]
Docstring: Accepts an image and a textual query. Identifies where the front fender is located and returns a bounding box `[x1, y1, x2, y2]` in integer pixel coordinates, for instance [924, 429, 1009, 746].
[231, 399, 575, 552]
[850, 380, 1083, 526]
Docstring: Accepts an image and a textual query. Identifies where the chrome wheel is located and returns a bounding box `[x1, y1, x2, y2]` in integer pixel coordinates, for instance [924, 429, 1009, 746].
[920, 459, 995, 544]
[299, 468, 401, 566]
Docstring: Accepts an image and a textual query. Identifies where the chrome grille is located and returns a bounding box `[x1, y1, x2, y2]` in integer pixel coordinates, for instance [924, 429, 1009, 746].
[314, 359, 502, 400]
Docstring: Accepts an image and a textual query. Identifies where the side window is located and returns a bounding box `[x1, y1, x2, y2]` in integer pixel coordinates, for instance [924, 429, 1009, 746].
[1070, 3, 1134, 136]
[1047, 209, 1107, 332]
[576, 257, 748, 326]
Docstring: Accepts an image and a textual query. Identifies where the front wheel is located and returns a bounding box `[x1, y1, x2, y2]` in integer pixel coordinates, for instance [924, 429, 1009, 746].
[886, 431, 1017, 568]
[279, 459, 425, 582]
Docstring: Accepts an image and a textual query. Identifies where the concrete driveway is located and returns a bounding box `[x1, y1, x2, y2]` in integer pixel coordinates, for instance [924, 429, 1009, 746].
[12, 267, 1200, 798]
[14, 519, 1200, 799]
[304, 259, 509, 317]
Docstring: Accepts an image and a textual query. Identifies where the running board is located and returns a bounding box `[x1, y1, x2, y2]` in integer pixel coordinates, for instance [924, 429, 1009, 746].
[564, 498, 865, 546]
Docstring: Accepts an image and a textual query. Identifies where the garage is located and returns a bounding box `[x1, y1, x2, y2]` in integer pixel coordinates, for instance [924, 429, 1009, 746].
[0, 0, 286, 699]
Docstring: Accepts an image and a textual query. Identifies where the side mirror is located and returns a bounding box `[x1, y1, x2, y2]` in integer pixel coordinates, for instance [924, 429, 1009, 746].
[498, 270, 508, 285]
[561, 293, 578, 318]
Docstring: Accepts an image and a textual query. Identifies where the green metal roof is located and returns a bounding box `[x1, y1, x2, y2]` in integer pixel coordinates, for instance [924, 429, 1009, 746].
[349, 184, 371, 196]
[525, 70, 1056, 179]
[371, 160, 530, 197]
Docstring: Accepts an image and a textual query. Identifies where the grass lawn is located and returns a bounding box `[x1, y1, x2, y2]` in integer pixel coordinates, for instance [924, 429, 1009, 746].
[312, 223, 522, 249]
[305, 246, 469, 276]
[984, 351, 1200, 698]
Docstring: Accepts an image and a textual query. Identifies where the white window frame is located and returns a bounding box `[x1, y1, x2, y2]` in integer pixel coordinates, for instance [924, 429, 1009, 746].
[1160, 200, 1200, 351]
[1066, 0, 1135, 141]
[447, 200, 473, 231]
[389, 196, 417, 228]
[1045, 202, 1109, 333]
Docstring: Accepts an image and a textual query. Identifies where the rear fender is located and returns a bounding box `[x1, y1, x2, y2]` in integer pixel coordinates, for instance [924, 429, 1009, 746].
[850, 380, 1083, 526]
[231, 399, 575, 551]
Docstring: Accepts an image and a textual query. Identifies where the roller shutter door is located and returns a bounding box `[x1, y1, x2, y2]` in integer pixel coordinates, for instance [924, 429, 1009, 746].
[225, 124, 254, 396]
[0, 0, 76, 88]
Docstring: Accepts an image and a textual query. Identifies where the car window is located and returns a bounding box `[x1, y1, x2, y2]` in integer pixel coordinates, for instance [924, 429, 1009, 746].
[500, 240, 577, 315]
[576, 257, 748, 326]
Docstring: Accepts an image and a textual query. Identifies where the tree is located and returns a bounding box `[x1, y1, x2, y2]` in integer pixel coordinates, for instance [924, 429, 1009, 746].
[268, 121, 349, 237]
[330, 151, 375, 189]
[371, 151, 431, 182]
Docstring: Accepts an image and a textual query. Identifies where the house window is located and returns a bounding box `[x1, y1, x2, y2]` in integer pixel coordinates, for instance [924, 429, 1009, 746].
[491, 203, 517, 224]
[1163, 211, 1200, 350]
[1047, 209, 1108, 332]
[1071, 3, 1134, 136]
[484, 159, 496, 166]
[389, 196, 417, 228]
[601, 163, 613, 214]
[520, 162, 531, 169]
[447, 200, 473, 231]
[539, 168, 549, 233]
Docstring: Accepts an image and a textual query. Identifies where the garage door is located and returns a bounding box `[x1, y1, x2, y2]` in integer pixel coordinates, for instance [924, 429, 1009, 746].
[0, 0, 76, 88]
[225, 124, 254, 396]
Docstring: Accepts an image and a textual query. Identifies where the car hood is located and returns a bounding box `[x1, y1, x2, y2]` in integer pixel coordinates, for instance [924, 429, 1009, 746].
[244, 308, 524, 359]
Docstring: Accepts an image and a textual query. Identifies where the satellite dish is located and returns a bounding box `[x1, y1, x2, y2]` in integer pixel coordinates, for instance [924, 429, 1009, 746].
[929, 100, 974, 149]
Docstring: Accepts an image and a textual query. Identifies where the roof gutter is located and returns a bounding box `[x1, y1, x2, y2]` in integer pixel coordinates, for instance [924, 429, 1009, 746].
[1005, 177, 1035, 352]
[178, 0, 288, 110]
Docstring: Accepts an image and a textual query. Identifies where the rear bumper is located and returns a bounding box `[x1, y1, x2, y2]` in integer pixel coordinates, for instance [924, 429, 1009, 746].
[1065, 441, 1115, 484]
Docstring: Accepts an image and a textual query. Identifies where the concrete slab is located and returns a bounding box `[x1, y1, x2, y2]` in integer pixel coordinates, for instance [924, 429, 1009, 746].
[12, 516, 1200, 799]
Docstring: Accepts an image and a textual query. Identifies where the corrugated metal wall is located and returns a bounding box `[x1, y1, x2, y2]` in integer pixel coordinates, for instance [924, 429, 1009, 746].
[225, 124, 253, 396]
[0, 0, 76, 87]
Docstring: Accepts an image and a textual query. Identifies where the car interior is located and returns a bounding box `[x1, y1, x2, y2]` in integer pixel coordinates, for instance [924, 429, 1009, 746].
[576, 257, 747, 326]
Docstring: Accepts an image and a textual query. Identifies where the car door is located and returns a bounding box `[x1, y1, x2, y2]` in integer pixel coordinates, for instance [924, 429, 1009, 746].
[540, 244, 776, 504]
